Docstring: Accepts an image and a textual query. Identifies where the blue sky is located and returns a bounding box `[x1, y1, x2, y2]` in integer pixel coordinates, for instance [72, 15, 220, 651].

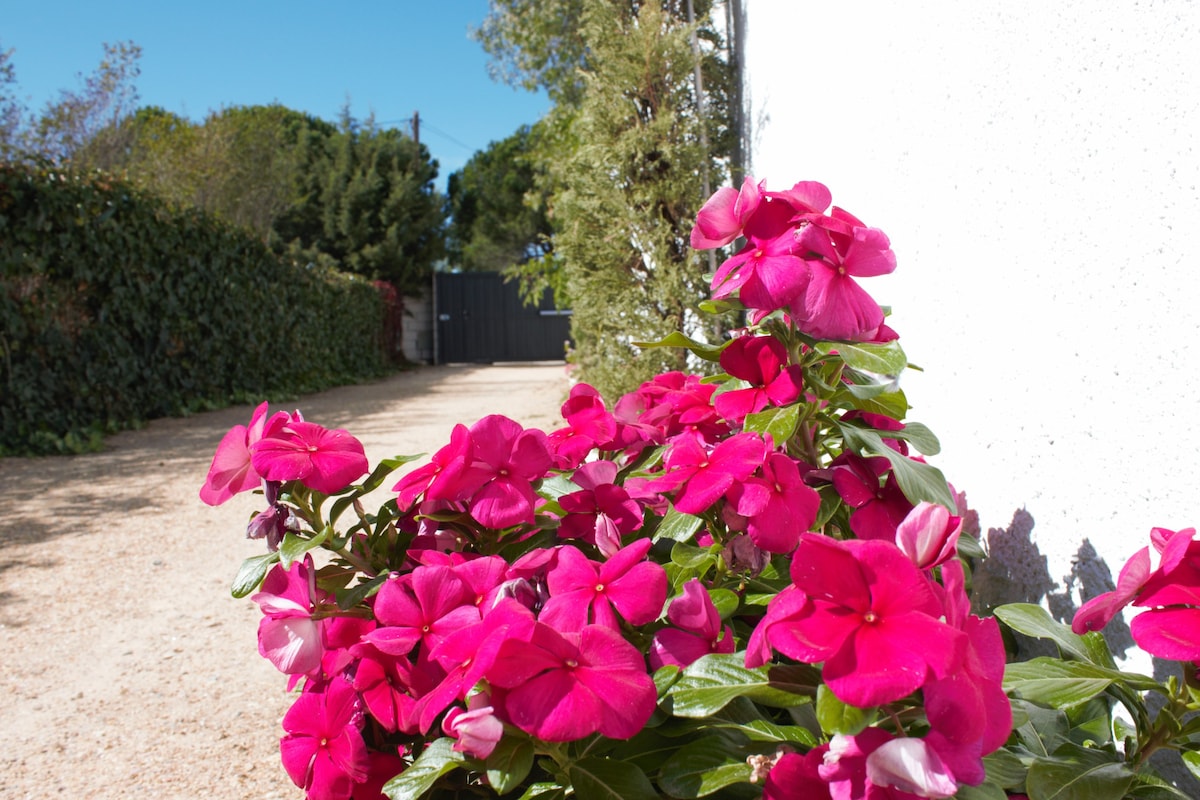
[1, 1, 550, 186]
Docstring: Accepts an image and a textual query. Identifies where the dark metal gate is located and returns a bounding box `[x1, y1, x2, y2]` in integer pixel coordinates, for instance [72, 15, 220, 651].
[435, 271, 572, 364]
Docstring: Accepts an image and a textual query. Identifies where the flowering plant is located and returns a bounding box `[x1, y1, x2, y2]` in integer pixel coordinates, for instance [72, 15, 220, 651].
[205, 177, 1200, 800]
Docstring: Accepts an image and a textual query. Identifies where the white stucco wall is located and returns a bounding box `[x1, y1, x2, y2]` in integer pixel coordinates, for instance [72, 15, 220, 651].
[746, 0, 1200, 588]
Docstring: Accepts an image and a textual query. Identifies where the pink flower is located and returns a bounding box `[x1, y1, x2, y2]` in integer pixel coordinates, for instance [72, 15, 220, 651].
[831, 454, 913, 541]
[762, 748, 833, 800]
[199, 402, 268, 505]
[443, 692, 504, 759]
[865, 737, 958, 799]
[557, 460, 644, 557]
[392, 423, 486, 509]
[547, 384, 619, 468]
[917, 560, 1009, 784]
[649, 579, 735, 669]
[895, 502, 963, 570]
[821, 729, 937, 800]
[726, 452, 819, 554]
[463, 414, 553, 529]
[252, 415, 368, 495]
[691, 176, 764, 248]
[713, 336, 804, 424]
[280, 678, 369, 800]
[710, 203, 809, 314]
[790, 210, 896, 342]
[1071, 527, 1200, 661]
[487, 621, 657, 741]
[540, 538, 667, 631]
[252, 558, 325, 675]
[768, 534, 964, 708]
[647, 431, 768, 515]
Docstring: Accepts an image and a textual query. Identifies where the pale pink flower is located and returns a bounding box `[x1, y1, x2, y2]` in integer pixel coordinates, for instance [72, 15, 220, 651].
[895, 502, 963, 570]
[199, 402, 268, 505]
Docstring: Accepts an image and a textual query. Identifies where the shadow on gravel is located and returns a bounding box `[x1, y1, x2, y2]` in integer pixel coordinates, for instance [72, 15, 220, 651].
[0, 365, 495, 556]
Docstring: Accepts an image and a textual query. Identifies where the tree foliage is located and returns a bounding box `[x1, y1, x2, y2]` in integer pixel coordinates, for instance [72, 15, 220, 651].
[275, 117, 444, 294]
[445, 124, 553, 276]
[477, 0, 734, 398]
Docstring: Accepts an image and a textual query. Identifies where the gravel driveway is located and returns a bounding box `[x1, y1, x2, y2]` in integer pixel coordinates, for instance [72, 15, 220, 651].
[0, 363, 568, 800]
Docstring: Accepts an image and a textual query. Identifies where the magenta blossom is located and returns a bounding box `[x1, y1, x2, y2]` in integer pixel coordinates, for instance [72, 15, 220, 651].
[557, 460, 644, 557]
[725, 452, 819, 554]
[463, 414, 553, 529]
[790, 209, 896, 342]
[252, 557, 324, 676]
[487, 621, 657, 741]
[649, 579, 735, 669]
[647, 430, 769, 515]
[691, 175, 764, 248]
[540, 538, 667, 632]
[895, 501, 963, 570]
[443, 692, 504, 759]
[200, 401, 268, 505]
[252, 414, 368, 495]
[280, 678, 369, 800]
[765, 534, 964, 708]
[714, 335, 804, 423]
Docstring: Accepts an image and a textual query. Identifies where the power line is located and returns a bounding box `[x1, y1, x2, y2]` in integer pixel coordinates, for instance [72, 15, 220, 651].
[376, 115, 477, 153]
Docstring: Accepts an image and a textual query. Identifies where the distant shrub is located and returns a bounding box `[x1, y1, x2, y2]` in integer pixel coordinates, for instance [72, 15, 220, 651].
[0, 163, 389, 455]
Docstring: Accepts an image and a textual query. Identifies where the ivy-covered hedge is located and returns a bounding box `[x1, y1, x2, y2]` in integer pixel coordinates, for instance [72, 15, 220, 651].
[0, 164, 389, 455]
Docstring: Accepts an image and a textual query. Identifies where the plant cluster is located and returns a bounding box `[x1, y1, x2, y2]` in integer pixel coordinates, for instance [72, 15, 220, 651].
[207, 177, 1200, 800]
[0, 163, 389, 455]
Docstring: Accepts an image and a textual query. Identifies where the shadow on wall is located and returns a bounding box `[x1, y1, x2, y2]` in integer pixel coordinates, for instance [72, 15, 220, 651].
[973, 509, 1199, 794]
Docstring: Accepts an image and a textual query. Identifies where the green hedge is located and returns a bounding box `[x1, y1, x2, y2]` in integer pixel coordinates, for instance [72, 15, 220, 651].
[0, 164, 389, 455]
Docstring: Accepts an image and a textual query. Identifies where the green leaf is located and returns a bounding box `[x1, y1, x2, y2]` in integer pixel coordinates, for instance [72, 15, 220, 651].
[708, 588, 740, 620]
[538, 474, 580, 501]
[279, 527, 329, 570]
[633, 331, 727, 362]
[485, 736, 534, 795]
[382, 738, 465, 800]
[514, 783, 567, 800]
[1003, 659, 1114, 708]
[231, 551, 279, 598]
[1025, 745, 1134, 800]
[982, 748, 1032, 790]
[953, 783, 1009, 800]
[667, 653, 809, 717]
[567, 757, 658, 800]
[336, 574, 388, 610]
[889, 421, 941, 456]
[330, 454, 424, 520]
[839, 423, 956, 509]
[835, 385, 910, 419]
[671, 541, 717, 570]
[658, 735, 755, 798]
[1182, 750, 1200, 781]
[742, 403, 800, 446]
[994, 604, 1091, 662]
[654, 506, 705, 543]
[816, 339, 908, 375]
[816, 684, 876, 736]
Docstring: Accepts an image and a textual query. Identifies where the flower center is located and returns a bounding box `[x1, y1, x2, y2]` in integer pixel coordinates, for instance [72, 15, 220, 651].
[862, 611, 878, 624]
[565, 659, 579, 669]
[595, 583, 605, 593]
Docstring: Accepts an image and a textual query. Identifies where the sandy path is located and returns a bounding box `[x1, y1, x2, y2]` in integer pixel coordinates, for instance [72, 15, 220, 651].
[0, 364, 568, 800]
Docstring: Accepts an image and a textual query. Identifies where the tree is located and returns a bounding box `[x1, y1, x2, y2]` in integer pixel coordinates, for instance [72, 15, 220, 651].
[0, 43, 25, 158]
[275, 117, 445, 295]
[473, 0, 589, 106]
[476, 0, 734, 397]
[32, 41, 142, 168]
[445, 123, 554, 276]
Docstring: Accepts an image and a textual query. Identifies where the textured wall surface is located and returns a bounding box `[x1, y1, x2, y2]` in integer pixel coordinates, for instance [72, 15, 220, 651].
[746, 0, 1200, 608]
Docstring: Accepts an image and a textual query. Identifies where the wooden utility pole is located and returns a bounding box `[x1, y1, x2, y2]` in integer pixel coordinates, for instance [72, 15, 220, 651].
[411, 110, 420, 147]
